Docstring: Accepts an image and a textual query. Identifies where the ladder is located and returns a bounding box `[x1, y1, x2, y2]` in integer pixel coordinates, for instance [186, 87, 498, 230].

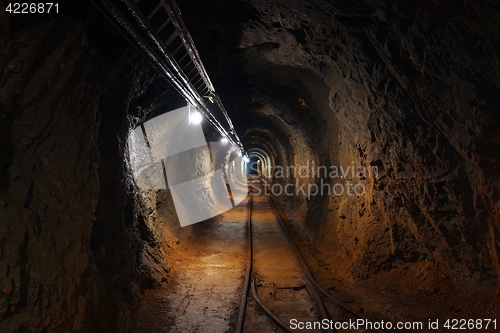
[92, 0, 243, 152]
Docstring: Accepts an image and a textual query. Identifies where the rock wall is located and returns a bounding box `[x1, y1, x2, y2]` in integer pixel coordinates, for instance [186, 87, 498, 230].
[1, 1, 499, 331]
[0, 2, 168, 331]
[179, 0, 500, 290]
[132, 118, 245, 262]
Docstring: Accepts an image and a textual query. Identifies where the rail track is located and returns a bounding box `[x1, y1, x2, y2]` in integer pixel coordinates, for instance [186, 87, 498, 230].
[236, 179, 392, 333]
[92, 1, 396, 331]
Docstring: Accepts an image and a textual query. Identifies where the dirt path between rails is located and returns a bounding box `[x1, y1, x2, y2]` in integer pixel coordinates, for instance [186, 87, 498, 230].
[131, 185, 326, 333]
[243, 192, 322, 333]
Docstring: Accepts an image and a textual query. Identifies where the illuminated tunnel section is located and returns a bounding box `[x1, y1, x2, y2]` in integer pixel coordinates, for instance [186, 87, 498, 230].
[246, 147, 272, 177]
[1, 1, 499, 332]
[244, 156, 260, 175]
[127, 104, 251, 227]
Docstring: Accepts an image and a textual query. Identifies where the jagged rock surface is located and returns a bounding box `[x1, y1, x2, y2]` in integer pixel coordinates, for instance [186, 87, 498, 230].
[180, 0, 500, 290]
[0, 2, 168, 332]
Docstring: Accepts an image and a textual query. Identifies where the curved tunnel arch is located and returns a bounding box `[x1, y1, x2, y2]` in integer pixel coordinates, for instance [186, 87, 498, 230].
[3, 2, 500, 332]
[247, 147, 272, 178]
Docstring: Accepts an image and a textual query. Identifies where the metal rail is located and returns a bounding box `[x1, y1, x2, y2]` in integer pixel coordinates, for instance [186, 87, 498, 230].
[267, 197, 335, 333]
[236, 184, 333, 333]
[91, 0, 243, 152]
[235, 194, 252, 333]
[268, 197, 394, 333]
[236, 181, 394, 332]
[250, 279, 294, 333]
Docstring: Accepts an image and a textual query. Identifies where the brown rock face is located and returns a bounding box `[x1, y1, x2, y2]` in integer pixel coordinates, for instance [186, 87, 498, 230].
[179, 0, 500, 290]
[0, 2, 168, 332]
[1, 0, 499, 332]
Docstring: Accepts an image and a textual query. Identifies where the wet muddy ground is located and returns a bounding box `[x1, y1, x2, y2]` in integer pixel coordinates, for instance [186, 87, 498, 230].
[132, 186, 323, 333]
[132, 188, 500, 333]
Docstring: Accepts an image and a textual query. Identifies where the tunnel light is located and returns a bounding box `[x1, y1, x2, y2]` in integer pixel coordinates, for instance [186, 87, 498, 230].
[189, 111, 202, 124]
[243, 155, 249, 163]
[221, 137, 228, 144]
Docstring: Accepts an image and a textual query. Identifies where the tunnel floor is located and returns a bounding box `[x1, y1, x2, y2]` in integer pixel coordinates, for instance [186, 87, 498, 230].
[130, 196, 248, 333]
[131, 186, 323, 333]
[131, 184, 500, 333]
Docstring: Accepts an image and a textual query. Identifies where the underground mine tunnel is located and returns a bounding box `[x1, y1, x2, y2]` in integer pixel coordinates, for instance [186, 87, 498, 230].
[1, 0, 500, 332]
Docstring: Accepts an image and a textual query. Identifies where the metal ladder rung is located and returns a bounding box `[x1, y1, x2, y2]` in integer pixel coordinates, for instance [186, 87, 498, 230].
[198, 80, 210, 92]
[190, 72, 202, 81]
[192, 76, 204, 87]
[156, 18, 171, 34]
[177, 61, 196, 73]
[199, 86, 209, 96]
[195, 82, 206, 92]
[171, 43, 184, 57]
[195, 82, 205, 95]
[164, 31, 179, 46]
[147, 3, 164, 19]
[185, 66, 197, 78]
[177, 52, 191, 66]
[181, 61, 194, 73]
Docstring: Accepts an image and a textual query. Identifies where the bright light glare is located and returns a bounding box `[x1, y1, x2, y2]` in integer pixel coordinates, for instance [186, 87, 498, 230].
[243, 156, 249, 162]
[221, 137, 229, 143]
[190, 111, 202, 124]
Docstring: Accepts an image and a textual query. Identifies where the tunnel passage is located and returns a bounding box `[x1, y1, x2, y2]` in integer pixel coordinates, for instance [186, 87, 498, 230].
[1, 0, 500, 332]
[177, 0, 500, 290]
[245, 156, 260, 175]
[247, 147, 272, 177]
